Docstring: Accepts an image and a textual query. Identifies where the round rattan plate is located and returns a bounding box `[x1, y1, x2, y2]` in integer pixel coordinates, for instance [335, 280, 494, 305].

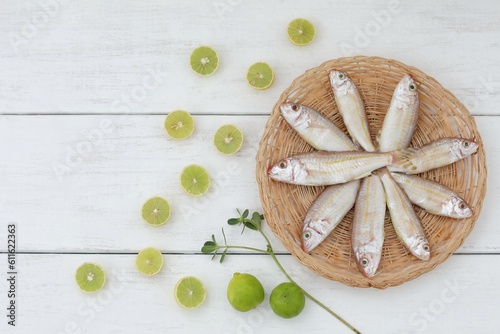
[255, 56, 487, 289]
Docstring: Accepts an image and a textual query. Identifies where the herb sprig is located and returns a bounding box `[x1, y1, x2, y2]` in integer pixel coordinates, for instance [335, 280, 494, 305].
[201, 209, 361, 334]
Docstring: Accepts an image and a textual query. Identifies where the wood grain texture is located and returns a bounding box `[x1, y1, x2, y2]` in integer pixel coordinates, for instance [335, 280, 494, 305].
[0, 253, 498, 334]
[0, 0, 498, 115]
[0, 1, 498, 332]
[0, 115, 494, 253]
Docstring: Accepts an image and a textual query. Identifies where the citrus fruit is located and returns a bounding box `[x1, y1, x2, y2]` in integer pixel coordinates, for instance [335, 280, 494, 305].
[287, 18, 315, 46]
[190, 46, 219, 76]
[164, 110, 194, 140]
[227, 273, 265, 312]
[135, 247, 164, 276]
[246, 62, 274, 90]
[174, 276, 207, 309]
[180, 164, 210, 196]
[141, 197, 171, 226]
[213, 124, 244, 155]
[269, 282, 305, 319]
[75, 262, 106, 293]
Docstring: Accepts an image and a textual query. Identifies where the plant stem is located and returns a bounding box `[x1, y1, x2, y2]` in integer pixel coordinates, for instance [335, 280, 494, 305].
[259, 230, 362, 334]
[220, 245, 269, 254]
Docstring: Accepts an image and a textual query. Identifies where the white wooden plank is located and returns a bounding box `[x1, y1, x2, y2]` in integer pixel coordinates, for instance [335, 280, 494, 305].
[0, 115, 496, 253]
[0, 0, 498, 115]
[0, 253, 498, 334]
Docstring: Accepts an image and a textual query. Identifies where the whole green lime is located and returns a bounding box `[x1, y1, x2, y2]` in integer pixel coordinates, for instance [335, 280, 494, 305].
[227, 273, 265, 312]
[269, 282, 305, 319]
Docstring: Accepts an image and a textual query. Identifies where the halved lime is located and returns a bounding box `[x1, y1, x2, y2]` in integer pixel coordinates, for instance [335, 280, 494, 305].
[75, 262, 106, 293]
[135, 247, 164, 276]
[165, 110, 194, 140]
[214, 124, 244, 155]
[174, 276, 207, 309]
[287, 18, 315, 46]
[180, 164, 210, 196]
[141, 197, 171, 226]
[246, 62, 274, 90]
[190, 46, 219, 76]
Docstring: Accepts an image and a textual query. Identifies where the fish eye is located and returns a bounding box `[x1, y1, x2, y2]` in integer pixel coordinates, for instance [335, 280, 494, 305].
[463, 141, 470, 148]
[361, 258, 369, 267]
[423, 244, 430, 252]
[409, 83, 417, 91]
[303, 231, 311, 239]
[459, 202, 466, 209]
[278, 161, 287, 169]
[291, 104, 298, 111]
[338, 72, 346, 80]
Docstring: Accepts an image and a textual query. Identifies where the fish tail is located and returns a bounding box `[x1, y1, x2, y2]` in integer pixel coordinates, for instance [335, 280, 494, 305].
[389, 148, 417, 171]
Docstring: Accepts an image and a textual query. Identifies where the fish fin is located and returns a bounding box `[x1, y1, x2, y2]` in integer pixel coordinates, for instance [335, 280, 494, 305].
[390, 148, 416, 163]
[389, 148, 417, 171]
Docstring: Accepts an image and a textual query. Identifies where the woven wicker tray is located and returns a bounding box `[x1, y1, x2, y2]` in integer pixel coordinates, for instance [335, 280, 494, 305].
[255, 56, 487, 289]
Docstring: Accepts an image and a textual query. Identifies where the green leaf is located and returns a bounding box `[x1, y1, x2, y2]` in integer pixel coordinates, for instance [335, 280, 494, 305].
[252, 212, 262, 229]
[228, 218, 240, 225]
[220, 249, 227, 263]
[211, 252, 217, 260]
[242, 209, 249, 218]
[211, 234, 216, 243]
[201, 241, 217, 253]
[260, 214, 264, 221]
[244, 219, 259, 231]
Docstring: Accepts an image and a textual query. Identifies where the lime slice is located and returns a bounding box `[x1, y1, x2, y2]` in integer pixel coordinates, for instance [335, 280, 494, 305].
[246, 62, 274, 90]
[190, 46, 219, 76]
[287, 18, 315, 46]
[214, 124, 244, 155]
[141, 197, 171, 226]
[75, 262, 106, 293]
[165, 110, 194, 140]
[174, 276, 207, 309]
[135, 247, 164, 276]
[180, 164, 210, 196]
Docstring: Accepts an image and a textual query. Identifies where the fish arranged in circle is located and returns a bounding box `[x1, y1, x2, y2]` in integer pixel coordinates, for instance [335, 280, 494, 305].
[268, 70, 478, 278]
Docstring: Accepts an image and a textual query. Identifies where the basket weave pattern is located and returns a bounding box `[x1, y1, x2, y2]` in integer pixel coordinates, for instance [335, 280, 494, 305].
[255, 56, 487, 289]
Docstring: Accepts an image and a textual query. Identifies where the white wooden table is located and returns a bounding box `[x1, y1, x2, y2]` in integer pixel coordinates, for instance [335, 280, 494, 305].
[1, 1, 499, 333]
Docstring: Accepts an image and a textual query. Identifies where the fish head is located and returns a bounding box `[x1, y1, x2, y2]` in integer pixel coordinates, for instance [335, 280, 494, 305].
[329, 70, 351, 91]
[394, 74, 419, 101]
[267, 158, 297, 183]
[280, 102, 309, 126]
[451, 138, 479, 159]
[410, 236, 431, 261]
[301, 220, 328, 253]
[445, 196, 472, 218]
[354, 249, 381, 278]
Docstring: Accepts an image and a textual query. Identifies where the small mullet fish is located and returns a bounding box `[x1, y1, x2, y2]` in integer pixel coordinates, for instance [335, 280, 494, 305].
[388, 138, 478, 174]
[280, 102, 358, 152]
[378, 169, 430, 261]
[391, 173, 472, 218]
[268, 151, 395, 186]
[377, 74, 419, 152]
[329, 70, 376, 152]
[352, 175, 386, 278]
[302, 180, 360, 253]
